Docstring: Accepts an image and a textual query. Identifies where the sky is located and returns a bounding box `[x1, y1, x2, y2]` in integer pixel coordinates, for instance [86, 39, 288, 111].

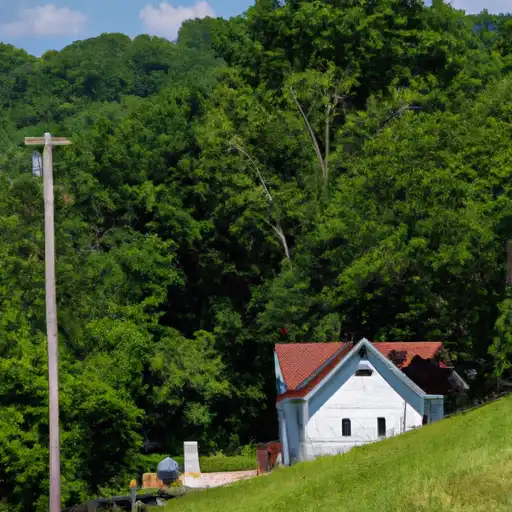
[0, 0, 509, 57]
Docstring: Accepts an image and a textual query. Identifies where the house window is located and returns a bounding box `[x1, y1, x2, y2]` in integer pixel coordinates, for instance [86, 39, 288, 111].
[355, 369, 373, 377]
[377, 417, 386, 437]
[342, 418, 351, 436]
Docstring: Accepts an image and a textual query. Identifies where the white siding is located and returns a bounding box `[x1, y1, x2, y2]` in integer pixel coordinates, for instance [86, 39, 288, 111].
[304, 361, 422, 459]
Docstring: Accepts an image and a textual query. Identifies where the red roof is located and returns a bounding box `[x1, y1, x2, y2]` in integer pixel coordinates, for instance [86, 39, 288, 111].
[276, 343, 354, 402]
[275, 342, 345, 390]
[275, 341, 443, 401]
[373, 342, 443, 368]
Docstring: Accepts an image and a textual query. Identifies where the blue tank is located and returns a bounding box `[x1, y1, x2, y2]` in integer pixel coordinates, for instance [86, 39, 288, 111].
[156, 457, 180, 485]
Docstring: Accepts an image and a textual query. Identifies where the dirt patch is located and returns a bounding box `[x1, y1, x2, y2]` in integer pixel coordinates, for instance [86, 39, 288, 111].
[199, 470, 258, 488]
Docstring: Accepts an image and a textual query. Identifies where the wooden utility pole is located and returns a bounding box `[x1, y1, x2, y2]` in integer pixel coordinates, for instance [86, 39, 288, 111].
[24, 133, 71, 512]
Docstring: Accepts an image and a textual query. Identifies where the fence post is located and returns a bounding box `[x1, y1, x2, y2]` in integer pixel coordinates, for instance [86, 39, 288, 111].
[129, 479, 138, 512]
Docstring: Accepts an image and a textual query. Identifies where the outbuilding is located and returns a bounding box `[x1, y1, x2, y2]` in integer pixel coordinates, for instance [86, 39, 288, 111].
[274, 338, 468, 465]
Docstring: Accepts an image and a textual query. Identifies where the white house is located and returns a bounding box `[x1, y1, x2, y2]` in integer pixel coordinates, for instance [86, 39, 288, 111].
[274, 338, 468, 465]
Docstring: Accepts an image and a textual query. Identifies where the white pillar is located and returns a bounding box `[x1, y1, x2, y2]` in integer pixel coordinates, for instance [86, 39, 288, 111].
[183, 441, 203, 488]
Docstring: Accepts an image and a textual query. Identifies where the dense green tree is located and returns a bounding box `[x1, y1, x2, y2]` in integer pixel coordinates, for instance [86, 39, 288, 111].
[1, 1, 512, 509]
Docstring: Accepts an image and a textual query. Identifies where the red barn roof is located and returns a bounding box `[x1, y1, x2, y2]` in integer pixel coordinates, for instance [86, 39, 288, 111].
[275, 341, 443, 395]
[373, 342, 443, 368]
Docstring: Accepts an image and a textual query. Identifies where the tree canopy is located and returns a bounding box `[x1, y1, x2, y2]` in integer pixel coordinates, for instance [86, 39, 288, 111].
[1, 1, 512, 509]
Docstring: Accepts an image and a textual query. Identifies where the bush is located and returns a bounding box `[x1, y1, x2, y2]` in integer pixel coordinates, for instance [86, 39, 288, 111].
[197, 454, 256, 473]
[136, 451, 256, 475]
[136, 453, 167, 474]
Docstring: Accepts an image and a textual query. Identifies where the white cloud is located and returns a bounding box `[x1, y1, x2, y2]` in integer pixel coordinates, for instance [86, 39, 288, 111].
[140, 1, 215, 40]
[0, 4, 87, 37]
[448, 0, 511, 13]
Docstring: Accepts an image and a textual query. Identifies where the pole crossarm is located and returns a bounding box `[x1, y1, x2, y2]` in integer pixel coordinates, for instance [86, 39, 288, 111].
[25, 136, 72, 146]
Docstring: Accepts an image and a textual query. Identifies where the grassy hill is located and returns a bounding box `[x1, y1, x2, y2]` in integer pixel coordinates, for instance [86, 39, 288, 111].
[165, 395, 512, 512]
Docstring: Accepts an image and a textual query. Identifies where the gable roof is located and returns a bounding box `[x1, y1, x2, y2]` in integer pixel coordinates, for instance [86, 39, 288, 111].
[301, 338, 444, 410]
[274, 342, 345, 390]
[275, 342, 354, 401]
[275, 341, 443, 396]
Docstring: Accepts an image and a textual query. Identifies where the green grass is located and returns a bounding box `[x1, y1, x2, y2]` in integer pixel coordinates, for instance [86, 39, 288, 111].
[138, 453, 256, 474]
[175, 454, 256, 473]
[165, 395, 512, 512]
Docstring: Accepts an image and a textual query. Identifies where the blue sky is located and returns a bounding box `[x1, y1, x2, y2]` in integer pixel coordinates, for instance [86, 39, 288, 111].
[0, 1, 508, 57]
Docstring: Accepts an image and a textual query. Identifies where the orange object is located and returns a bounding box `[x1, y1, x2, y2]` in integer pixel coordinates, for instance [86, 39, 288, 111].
[142, 473, 166, 489]
[129, 479, 138, 489]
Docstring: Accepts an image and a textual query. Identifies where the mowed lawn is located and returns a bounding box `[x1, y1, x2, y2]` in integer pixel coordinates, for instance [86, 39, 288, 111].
[166, 395, 512, 512]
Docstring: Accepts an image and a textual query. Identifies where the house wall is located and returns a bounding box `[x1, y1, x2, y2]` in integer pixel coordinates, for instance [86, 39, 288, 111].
[280, 400, 303, 463]
[367, 350, 425, 415]
[276, 405, 289, 466]
[303, 361, 423, 460]
[424, 396, 444, 423]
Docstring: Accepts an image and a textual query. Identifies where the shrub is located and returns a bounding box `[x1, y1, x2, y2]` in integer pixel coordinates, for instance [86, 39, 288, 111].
[198, 454, 256, 473]
[136, 452, 256, 474]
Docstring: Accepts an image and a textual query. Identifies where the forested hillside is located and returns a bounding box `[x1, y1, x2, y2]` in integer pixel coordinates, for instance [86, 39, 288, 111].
[1, 1, 512, 510]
